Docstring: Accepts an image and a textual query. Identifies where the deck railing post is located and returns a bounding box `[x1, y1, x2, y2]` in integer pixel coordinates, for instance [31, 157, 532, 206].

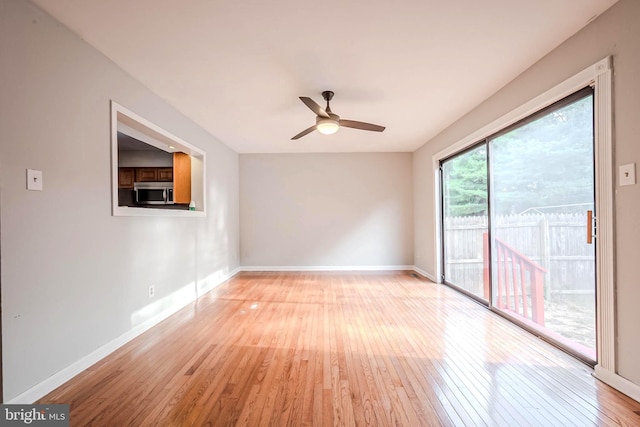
[531, 269, 545, 325]
[483, 233, 490, 301]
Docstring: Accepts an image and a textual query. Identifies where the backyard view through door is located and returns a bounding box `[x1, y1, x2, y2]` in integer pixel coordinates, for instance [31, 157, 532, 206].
[442, 88, 596, 362]
[441, 144, 489, 303]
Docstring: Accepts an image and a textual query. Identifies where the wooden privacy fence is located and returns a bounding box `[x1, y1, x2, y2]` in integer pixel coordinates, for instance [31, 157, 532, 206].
[444, 213, 595, 301]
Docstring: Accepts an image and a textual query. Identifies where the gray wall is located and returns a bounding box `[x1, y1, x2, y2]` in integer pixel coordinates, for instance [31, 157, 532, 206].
[413, 0, 640, 385]
[0, 0, 239, 401]
[118, 150, 173, 168]
[240, 153, 413, 267]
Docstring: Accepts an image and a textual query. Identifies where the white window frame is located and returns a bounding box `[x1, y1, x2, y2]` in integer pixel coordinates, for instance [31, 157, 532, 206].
[432, 57, 615, 377]
[110, 101, 207, 217]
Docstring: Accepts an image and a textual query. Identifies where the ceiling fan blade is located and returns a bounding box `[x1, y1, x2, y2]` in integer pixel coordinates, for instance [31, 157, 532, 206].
[339, 119, 386, 132]
[299, 97, 330, 118]
[291, 125, 317, 140]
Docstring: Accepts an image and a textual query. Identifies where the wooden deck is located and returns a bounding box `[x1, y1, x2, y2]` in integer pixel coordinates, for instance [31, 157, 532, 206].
[40, 271, 640, 426]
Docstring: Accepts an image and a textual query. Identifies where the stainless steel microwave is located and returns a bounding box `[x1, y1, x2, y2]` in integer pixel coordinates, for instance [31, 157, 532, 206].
[134, 182, 174, 205]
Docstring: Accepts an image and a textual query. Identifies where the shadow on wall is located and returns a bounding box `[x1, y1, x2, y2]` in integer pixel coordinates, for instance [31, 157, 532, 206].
[130, 172, 235, 328]
[129, 267, 233, 328]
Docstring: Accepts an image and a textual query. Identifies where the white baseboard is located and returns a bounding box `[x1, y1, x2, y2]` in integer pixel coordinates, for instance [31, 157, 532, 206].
[239, 265, 439, 283]
[594, 365, 640, 403]
[412, 266, 438, 283]
[8, 267, 240, 404]
[240, 265, 415, 272]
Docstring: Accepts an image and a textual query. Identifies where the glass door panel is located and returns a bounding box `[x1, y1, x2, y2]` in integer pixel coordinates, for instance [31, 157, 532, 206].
[441, 144, 489, 302]
[489, 90, 596, 361]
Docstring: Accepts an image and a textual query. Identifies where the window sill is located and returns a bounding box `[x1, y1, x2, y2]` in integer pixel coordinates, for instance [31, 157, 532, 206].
[113, 206, 206, 217]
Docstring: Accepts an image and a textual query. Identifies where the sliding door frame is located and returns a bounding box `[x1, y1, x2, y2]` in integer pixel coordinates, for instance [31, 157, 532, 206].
[494, 87, 595, 364]
[432, 57, 614, 372]
[439, 141, 491, 306]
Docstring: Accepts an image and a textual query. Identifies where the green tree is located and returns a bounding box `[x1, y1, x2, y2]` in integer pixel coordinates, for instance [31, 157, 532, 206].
[442, 146, 487, 216]
[443, 94, 594, 217]
[491, 96, 594, 215]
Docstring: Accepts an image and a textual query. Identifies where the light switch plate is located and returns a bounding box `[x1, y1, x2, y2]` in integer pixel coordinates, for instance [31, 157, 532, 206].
[619, 163, 636, 186]
[26, 169, 43, 191]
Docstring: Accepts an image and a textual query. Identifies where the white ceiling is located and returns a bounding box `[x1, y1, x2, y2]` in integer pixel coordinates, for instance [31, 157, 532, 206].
[32, 0, 617, 153]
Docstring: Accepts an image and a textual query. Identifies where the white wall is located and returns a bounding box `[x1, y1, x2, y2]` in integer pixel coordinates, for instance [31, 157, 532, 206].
[0, 0, 239, 401]
[240, 153, 413, 268]
[413, 0, 640, 386]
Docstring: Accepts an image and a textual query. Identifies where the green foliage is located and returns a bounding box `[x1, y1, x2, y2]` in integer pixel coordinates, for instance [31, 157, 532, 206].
[442, 146, 487, 216]
[443, 95, 594, 217]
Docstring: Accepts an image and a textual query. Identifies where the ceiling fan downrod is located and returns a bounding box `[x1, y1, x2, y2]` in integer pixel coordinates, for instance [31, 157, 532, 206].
[322, 90, 334, 112]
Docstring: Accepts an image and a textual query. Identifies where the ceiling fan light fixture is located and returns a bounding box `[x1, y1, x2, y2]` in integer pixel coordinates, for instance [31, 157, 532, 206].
[316, 118, 339, 135]
[292, 92, 384, 140]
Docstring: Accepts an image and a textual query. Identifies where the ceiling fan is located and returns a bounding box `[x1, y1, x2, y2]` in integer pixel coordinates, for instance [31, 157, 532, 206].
[291, 91, 385, 140]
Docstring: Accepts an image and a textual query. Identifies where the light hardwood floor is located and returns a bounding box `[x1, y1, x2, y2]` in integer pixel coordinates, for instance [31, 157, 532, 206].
[40, 271, 640, 426]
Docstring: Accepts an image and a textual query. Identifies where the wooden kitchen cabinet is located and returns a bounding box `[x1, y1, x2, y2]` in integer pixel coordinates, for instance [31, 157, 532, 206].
[157, 167, 173, 182]
[173, 152, 191, 204]
[118, 168, 134, 189]
[135, 168, 158, 182]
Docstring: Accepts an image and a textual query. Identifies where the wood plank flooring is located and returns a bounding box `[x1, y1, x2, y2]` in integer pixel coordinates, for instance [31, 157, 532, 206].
[40, 271, 640, 426]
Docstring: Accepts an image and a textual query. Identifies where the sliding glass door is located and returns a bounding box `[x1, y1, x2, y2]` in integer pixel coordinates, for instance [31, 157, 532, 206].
[441, 88, 596, 362]
[441, 144, 489, 302]
[489, 88, 595, 361]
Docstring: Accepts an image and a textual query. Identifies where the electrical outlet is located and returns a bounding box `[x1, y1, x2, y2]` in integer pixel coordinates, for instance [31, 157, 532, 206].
[148, 285, 155, 298]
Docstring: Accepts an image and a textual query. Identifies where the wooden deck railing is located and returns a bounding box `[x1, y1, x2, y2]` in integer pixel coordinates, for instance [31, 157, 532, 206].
[483, 233, 546, 325]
